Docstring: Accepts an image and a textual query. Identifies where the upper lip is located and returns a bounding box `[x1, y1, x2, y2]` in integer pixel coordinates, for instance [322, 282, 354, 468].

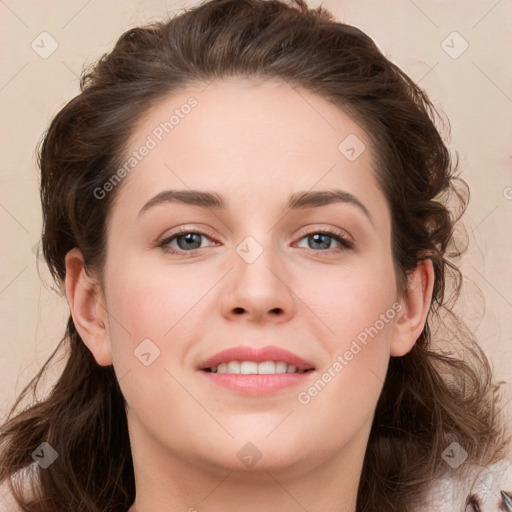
[198, 345, 315, 371]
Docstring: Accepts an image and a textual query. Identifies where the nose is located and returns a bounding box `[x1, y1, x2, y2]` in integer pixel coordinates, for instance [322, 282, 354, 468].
[220, 237, 297, 324]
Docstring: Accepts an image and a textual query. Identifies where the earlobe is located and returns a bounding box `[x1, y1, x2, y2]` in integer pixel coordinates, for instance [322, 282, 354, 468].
[64, 248, 112, 366]
[390, 259, 435, 357]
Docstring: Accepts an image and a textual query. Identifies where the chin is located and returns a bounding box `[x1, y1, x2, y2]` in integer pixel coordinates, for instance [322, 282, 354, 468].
[195, 435, 310, 475]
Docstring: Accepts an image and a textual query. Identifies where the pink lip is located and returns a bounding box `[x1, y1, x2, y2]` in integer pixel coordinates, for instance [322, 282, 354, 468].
[198, 345, 316, 396]
[198, 345, 315, 371]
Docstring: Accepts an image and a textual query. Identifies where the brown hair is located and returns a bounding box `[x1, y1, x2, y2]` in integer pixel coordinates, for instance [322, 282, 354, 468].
[1, 1, 510, 510]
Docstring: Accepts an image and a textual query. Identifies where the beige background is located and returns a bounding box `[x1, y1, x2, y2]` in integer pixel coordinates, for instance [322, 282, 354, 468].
[1, 0, 511, 463]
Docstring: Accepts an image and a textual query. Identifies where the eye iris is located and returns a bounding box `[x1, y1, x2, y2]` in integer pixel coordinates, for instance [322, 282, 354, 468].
[177, 233, 202, 250]
[309, 233, 332, 250]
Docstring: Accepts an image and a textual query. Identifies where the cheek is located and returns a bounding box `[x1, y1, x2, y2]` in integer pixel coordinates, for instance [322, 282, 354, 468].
[298, 255, 398, 349]
[102, 252, 226, 382]
[297, 277, 396, 433]
[102, 260, 184, 368]
[103, 263, 203, 423]
[105, 252, 205, 331]
[294, 256, 397, 410]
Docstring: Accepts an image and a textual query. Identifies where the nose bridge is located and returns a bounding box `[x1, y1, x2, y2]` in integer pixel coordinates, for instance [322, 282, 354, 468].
[230, 197, 277, 265]
[234, 226, 281, 289]
[222, 219, 295, 321]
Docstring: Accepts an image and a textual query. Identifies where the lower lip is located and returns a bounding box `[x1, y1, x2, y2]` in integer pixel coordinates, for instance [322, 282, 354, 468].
[200, 370, 315, 395]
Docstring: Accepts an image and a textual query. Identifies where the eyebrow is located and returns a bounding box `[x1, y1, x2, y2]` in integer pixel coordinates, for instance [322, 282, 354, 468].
[138, 188, 373, 224]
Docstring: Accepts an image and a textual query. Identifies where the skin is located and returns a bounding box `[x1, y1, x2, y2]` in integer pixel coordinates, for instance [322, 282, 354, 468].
[65, 77, 434, 512]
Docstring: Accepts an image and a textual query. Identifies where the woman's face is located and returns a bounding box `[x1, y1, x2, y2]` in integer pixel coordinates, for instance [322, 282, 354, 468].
[79, 78, 417, 479]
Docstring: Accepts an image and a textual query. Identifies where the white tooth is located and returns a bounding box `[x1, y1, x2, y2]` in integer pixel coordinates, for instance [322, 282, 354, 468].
[213, 360, 301, 375]
[240, 361, 258, 374]
[258, 361, 276, 374]
[275, 361, 288, 374]
[226, 361, 241, 374]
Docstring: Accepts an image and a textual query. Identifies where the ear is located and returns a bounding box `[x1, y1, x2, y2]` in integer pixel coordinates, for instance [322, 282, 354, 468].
[64, 247, 112, 366]
[390, 259, 435, 357]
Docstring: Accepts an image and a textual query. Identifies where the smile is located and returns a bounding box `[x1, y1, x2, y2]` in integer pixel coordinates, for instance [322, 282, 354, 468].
[204, 360, 311, 374]
[198, 345, 316, 395]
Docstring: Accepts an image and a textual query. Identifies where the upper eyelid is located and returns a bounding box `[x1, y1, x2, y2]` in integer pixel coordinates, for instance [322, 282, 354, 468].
[295, 225, 353, 242]
[159, 225, 352, 240]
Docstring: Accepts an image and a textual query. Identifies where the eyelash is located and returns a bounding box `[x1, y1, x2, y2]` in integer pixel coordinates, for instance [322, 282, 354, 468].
[157, 226, 353, 257]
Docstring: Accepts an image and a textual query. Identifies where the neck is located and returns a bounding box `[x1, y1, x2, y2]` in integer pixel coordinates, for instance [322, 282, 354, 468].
[129, 464, 361, 512]
[126, 416, 369, 512]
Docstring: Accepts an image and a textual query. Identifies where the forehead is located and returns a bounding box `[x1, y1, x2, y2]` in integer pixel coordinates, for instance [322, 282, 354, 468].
[112, 77, 386, 222]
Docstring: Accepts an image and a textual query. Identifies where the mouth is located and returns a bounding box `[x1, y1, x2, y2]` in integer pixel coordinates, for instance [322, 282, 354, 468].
[202, 361, 313, 374]
[198, 345, 315, 373]
[198, 345, 316, 395]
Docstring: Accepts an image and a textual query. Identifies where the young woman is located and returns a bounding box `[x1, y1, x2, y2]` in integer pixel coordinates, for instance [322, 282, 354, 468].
[1, 1, 511, 511]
